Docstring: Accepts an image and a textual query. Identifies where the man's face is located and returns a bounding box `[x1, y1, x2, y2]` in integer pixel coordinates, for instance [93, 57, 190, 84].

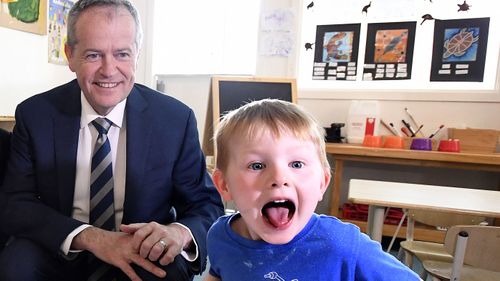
[65, 6, 138, 115]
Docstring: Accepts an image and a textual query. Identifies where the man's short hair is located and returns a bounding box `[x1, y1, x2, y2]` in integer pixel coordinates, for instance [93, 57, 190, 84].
[66, 0, 143, 50]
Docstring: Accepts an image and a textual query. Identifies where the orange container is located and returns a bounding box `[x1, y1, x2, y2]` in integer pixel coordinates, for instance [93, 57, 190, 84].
[438, 139, 461, 152]
[383, 136, 405, 149]
[362, 135, 383, 147]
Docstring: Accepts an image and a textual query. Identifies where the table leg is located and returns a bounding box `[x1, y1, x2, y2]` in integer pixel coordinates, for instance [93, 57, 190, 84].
[329, 159, 343, 217]
[368, 205, 385, 243]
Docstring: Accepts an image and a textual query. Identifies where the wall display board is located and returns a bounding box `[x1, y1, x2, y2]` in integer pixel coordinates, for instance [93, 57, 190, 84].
[430, 17, 489, 82]
[202, 76, 297, 156]
[313, 23, 361, 81]
[363, 21, 416, 81]
[297, 0, 500, 101]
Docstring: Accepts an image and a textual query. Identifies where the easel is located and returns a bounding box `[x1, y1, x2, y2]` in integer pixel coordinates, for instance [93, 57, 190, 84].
[202, 76, 298, 157]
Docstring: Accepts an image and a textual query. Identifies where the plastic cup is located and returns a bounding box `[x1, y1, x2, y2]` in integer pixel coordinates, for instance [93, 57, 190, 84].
[410, 138, 433, 151]
[383, 136, 405, 149]
[438, 139, 461, 152]
[362, 135, 383, 148]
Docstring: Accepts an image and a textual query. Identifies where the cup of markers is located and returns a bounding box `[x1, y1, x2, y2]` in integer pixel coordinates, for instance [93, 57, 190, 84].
[410, 138, 433, 151]
[383, 136, 405, 149]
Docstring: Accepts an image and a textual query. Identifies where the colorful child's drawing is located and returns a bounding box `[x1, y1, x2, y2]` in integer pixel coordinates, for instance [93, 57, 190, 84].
[442, 27, 479, 62]
[322, 31, 354, 62]
[0, 0, 46, 34]
[373, 29, 408, 63]
[48, 0, 75, 64]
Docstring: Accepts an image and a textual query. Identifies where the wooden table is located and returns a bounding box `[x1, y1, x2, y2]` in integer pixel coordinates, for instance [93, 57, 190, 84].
[348, 179, 500, 242]
[326, 143, 500, 242]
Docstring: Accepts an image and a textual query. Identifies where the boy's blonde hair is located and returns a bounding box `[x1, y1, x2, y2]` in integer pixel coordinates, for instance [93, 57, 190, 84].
[214, 99, 331, 173]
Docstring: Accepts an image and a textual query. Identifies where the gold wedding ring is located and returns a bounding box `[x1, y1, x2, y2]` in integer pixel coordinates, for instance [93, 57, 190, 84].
[158, 239, 167, 251]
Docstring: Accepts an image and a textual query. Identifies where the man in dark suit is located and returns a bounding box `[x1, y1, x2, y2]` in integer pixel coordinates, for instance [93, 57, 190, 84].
[0, 0, 224, 280]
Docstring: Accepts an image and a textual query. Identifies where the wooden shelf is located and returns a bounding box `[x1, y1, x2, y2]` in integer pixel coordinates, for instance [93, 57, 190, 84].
[326, 143, 500, 229]
[342, 218, 446, 243]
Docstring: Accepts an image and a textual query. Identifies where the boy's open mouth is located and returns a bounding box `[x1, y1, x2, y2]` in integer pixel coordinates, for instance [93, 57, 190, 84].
[262, 200, 296, 228]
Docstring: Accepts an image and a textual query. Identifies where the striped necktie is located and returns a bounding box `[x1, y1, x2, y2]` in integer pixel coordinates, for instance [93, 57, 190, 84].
[88, 117, 116, 281]
[90, 117, 115, 230]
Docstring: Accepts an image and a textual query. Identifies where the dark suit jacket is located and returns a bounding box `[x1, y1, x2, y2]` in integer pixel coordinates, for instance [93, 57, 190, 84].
[0, 79, 224, 272]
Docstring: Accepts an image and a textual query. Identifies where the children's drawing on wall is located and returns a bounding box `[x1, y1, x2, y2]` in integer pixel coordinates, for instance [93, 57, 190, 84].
[0, 0, 46, 34]
[298, 0, 498, 91]
[312, 24, 360, 80]
[373, 29, 409, 63]
[48, 0, 75, 65]
[259, 8, 295, 57]
[363, 21, 416, 81]
[430, 18, 489, 82]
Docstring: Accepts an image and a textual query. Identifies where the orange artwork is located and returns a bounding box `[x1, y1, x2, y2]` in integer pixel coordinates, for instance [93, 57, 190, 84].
[373, 29, 408, 63]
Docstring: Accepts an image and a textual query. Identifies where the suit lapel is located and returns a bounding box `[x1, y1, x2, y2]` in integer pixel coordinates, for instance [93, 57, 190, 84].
[122, 86, 152, 223]
[54, 80, 81, 216]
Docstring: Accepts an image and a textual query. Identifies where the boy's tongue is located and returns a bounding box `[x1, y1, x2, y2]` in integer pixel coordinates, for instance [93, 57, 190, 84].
[265, 206, 290, 227]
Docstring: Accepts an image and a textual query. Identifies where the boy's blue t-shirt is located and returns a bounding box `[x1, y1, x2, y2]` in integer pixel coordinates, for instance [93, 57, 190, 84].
[207, 213, 420, 281]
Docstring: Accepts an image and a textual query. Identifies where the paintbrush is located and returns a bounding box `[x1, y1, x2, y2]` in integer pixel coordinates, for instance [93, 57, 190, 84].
[404, 107, 424, 137]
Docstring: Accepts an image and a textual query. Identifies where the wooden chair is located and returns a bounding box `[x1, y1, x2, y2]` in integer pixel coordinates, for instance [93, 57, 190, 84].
[395, 209, 485, 279]
[422, 225, 500, 281]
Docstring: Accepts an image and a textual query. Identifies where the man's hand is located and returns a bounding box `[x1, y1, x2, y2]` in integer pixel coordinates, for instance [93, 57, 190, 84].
[72, 227, 166, 281]
[120, 222, 193, 266]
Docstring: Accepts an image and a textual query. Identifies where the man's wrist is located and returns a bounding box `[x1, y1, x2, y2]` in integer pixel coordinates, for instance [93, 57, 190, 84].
[171, 222, 198, 262]
[72, 226, 101, 252]
[61, 224, 92, 255]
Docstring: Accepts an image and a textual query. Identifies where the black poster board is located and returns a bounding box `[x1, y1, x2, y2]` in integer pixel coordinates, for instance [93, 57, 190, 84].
[430, 18, 490, 82]
[313, 23, 361, 81]
[363, 21, 416, 81]
[202, 76, 297, 156]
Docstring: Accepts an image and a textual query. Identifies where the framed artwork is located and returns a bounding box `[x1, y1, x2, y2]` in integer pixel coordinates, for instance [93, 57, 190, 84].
[363, 21, 416, 81]
[430, 18, 490, 82]
[48, 0, 75, 64]
[0, 0, 47, 35]
[312, 23, 361, 81]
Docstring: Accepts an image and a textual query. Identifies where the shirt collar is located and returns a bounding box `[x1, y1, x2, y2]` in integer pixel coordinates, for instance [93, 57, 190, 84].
[80, 93, 126, 129]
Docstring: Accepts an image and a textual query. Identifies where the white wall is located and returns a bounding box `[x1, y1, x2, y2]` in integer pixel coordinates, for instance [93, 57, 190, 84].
[2, 0, 499, 132]
[0, 27, 74, 115]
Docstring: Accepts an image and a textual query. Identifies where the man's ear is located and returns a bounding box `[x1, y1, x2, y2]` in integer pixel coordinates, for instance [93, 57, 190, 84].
[318, 168, 332, 201]
[212, 169, 232, 201]
[64, 44, 76, 72]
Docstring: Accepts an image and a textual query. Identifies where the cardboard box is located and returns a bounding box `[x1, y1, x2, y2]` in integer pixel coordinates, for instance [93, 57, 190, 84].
[447, 128, 500, 153]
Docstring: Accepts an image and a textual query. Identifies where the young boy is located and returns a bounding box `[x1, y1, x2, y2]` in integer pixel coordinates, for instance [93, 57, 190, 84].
[205, 99, 420, 281]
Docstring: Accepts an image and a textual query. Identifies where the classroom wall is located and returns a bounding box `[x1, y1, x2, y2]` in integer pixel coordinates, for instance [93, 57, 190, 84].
[1, 1, 499, 214]
[1, 0, 499, 132]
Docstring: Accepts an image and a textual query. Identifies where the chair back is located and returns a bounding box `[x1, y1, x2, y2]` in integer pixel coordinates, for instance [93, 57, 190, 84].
[0, 128, 11, 184]
[444, 225, 500, 272]
[0, 127, 11, 249]
[409, 209, 486, 228]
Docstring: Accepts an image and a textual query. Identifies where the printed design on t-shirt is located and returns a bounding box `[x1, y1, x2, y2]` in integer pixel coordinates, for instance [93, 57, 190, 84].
[264, 271, 298, 281]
